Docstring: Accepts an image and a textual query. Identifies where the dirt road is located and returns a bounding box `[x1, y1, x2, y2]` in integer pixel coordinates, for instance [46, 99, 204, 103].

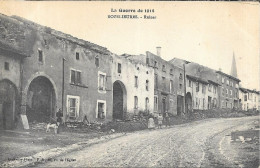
[36, 116, 259, 167]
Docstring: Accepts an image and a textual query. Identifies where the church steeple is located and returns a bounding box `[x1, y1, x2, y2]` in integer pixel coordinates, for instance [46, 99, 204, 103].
[230, 52, 238, 78]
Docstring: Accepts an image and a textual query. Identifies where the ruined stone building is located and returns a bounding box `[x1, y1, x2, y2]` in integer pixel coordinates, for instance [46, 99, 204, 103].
[0, 14, 155, 129]
[0, 40, 28, 129]
[127, 48, 185, 117]
[170, 58, 220, 112]
[111, 54, 154, 120]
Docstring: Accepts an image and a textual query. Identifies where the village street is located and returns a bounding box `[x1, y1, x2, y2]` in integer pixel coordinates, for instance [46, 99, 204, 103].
[33, 116, 259, 168]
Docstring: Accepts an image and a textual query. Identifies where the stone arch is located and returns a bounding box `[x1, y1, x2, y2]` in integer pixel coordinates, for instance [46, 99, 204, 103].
[24, 73, 57, 123]
[0, 79, 19, 129]
[113, 80, 127, 120]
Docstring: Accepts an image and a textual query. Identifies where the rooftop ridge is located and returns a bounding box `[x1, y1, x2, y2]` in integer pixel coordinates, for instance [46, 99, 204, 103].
[9, 15, 110, 54]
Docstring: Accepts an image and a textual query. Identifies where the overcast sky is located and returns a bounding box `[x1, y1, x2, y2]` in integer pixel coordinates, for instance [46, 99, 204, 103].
[1, 1, 259, 90]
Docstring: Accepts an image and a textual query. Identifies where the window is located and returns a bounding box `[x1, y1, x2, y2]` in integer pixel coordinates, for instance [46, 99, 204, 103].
[170, 69, 173, 75]
[76, 52, 79, 60]
[179, 73, 183, 80]
[230, 90, 232, 95]
[196, 82, 199, 92]
[179, 83, 183, 90]
[98, 72, 106, 91]
[222, 87, 225, 96]
[38, 49, 43, 62]
[145, 97, 149, 111]
[203, 98, 205, 109]
[4, 62, 9, 70]
[227, 80, 229, 86]
[248, 93, 252, 100]
[118, 63, 121, 73]
[95, 56, 99, 67]
[154, 96, 158, 111]
[70, 69, 81, 85]
[146, 80, 149, 91]
[67, 95, 80, 119]
[208, 84, 212, 92]
[96, 100, 106, 119]
[170, 80, 173, 93]
[155, 74, 158, 89]
[162, 65, 166, 72]
[230, 82, 233, 87]
[135, 76, 138, 88]
[226, 89, 228, 95]
[188, 80, 192, 87]
[154, 61, 158, 68]
[162, 77, 166, 89]
[134, 96, 138, 109]
[244, 95, 247, 101]
[213, 86, 217, 94]
[222, 77, 225, 84]
[202, 85, 206, 93]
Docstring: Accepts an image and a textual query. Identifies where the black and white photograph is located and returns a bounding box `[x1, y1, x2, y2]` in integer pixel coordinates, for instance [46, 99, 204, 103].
[0, 1, 259, 167]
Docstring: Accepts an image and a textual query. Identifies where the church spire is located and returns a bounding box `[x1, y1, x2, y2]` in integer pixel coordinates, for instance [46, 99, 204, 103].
[230, 52, 238, 78]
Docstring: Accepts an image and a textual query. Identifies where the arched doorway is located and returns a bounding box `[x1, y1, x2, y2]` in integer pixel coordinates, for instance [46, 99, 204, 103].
[0, 79, 18, 130]
[113, 81, 127, 120]
[26, 76, 56, 123]
[185, 92, 192, 114]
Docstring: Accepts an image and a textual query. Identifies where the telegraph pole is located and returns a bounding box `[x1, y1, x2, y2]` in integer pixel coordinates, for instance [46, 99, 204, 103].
[62, 58, 66, 113]
[183, 63, 186, 118]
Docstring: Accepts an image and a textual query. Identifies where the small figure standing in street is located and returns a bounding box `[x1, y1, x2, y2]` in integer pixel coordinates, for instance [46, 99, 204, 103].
[158, 113, 163, 129]
[165, 111, 170, 127]
[148, 114, 155, 129]
[56, 108, 63, 134]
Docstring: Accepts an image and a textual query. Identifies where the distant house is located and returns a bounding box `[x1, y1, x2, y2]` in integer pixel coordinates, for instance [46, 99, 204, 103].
[216, 71, 240, 109]
[239, 87, 259, 111]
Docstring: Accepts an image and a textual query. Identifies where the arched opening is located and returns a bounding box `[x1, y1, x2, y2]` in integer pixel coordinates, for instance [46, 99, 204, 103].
[26, 76, 56, 123]
[113, 80, 127, 120]
[185, 92, 192, 114]
[0, 80, 18, 129]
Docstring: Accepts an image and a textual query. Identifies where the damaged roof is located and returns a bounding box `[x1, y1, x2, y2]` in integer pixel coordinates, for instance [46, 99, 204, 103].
[9, 15, 111, 55]
[0, 39, 28, 58]
[186, 74, 209, 84]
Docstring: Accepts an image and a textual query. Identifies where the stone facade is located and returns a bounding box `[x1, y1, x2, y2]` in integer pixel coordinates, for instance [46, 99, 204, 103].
[216, 71, 240, 109]
[111, 54, 154, 120]
[145, 51, 184, 117]
[0, 40, 27, 129]
[0, 14, 114, 127]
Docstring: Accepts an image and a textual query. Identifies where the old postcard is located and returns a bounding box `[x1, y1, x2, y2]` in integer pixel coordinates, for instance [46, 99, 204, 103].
[0, 1, 259, 167]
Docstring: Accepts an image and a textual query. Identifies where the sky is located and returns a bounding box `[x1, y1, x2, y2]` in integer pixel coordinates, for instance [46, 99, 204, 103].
[0, 1, 259, 90]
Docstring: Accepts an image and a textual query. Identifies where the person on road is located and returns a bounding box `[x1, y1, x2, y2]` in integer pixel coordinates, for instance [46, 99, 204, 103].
[165, 111, 170, 127]
[148, 114, 155, 129]
[157, 113, 163, 129]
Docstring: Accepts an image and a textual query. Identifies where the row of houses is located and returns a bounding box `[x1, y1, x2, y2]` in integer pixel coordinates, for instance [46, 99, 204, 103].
[0, 14, 259, 130]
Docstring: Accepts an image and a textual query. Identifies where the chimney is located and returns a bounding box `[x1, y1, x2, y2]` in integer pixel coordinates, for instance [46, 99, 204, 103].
[156, 47, 161, 57]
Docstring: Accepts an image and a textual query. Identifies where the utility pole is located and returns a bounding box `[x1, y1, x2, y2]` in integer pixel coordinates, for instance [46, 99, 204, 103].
[62, 58, 66, 114]
[183, 63, 186, 118]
